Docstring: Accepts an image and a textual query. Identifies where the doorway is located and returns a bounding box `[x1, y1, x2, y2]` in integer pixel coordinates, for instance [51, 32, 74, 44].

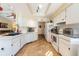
[38, 22, 45, 38]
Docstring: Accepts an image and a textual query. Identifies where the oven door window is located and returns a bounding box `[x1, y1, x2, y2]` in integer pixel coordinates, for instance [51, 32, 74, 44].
[53, 36, 57, 42]
[51, 35, 57, 42]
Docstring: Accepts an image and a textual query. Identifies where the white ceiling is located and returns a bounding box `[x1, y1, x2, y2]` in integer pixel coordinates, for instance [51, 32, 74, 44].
[46, 3, 62, 16]
[28, 3, 49, 16]
[0, 3, 63, 18]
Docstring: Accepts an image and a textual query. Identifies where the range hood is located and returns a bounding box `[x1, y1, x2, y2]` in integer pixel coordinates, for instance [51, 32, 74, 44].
[57, 22, 66, 26]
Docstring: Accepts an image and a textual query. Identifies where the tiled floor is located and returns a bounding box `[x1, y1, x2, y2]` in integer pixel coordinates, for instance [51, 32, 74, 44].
[16, 35, 60, 56]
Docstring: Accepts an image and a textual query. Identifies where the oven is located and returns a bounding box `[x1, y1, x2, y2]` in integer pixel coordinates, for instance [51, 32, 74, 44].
[51, 33, 59, 52]
[51, 35, 57, 43]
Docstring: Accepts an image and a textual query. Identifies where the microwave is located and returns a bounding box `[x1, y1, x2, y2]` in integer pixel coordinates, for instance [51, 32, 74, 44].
[63, 28, 73, 35]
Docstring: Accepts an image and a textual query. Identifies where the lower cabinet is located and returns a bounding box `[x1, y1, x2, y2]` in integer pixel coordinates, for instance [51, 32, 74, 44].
[0, 33, 38, 56]
[20, 34, 26, 48]
[0, 39, 12, 56]
[11, 36, 21, 56]
[25, 33, 38, 43]
[59, 37, 70, 56]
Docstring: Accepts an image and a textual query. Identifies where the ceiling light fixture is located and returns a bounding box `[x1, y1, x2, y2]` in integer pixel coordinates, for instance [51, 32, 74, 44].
[36, 4, 42, 13]
[38, 4, 42, 9]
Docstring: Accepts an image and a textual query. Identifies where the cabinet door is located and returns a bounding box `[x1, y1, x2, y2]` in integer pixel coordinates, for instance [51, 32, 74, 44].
[25, 33, 30, 43]
[53, 16, 58, 26]
[0, 39, 12, 56]
[25, 33, 33, 43]
[20, 35, 25, 48]
[53, 10, 65, 26]
[28, 33, 35, 42]
[25, 33, 38, 44]
[59, 38, 70, 56]
[33, 33, 38, 41]
[66, 4, 79, 24]
[11, 37, 20, 55]
[59, 10, 66, 22]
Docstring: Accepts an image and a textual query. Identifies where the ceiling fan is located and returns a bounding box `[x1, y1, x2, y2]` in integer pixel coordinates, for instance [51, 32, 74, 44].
[6, 12, 16, 19]
[0, 5, 16, 19]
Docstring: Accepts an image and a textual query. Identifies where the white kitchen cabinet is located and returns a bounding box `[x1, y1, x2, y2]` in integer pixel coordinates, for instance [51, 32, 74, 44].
[25, 32, 38, 43]
[53, 16, 58, 26]
[0, 33, 38, 56]
[59, 37, 70, 56]
[32, 33, 38, 41]
[66, 4, 79, 24]
[59, 35, 71, 56]
[0, 37, 12, 56]
[53, 10, 66, 26]
[11, 36, 21, 56]
[20, 34, 26, 48]
[58, 10, 66, 23]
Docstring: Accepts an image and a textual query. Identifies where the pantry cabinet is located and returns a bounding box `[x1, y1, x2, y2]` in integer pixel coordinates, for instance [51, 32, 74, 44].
[66, 4, 79, 24]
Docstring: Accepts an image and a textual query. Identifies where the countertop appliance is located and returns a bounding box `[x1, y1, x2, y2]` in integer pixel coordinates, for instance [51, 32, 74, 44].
[63, 27, 79, 38]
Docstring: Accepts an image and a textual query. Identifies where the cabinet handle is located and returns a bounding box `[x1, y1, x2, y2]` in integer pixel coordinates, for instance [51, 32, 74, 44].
[68, 48, 70, 50]
[1, 48, 4, 50]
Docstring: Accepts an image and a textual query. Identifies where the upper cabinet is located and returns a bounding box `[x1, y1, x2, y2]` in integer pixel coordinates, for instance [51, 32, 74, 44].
[53, 10, 66, 26]
[58, 10, 66, 22]
[53, 4, 79, 25]
[66, 4, 79, 24]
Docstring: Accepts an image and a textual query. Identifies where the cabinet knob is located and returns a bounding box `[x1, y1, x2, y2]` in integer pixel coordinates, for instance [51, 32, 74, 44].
[11, 44, 13, 46]
[68, 48, 70, 50]
[1, 48, 4, 50]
